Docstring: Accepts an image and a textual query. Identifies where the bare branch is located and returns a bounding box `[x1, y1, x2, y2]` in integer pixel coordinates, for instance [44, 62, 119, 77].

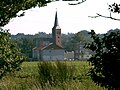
[88, 13, 120, 21]
[68, 0, 86, 5]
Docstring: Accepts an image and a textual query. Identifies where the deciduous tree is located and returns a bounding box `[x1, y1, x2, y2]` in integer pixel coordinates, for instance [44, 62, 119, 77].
[0, 0, 50, 79]
[0, 0, 51, 27]
[0, 28, 26, 79]
[86, 30, 120, 90]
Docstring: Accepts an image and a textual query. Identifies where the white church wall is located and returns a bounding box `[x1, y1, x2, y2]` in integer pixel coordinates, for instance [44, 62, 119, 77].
[32, 50, 39, 60]
[41, 49, 64, 60]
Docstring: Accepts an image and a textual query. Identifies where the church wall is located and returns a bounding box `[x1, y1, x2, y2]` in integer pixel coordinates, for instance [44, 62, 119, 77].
[32, 50, 40, 60]
[41, 49, 64, 60]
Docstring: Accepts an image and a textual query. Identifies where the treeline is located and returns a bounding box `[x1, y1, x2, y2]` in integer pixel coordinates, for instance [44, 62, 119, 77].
[11, 29, 120, 60]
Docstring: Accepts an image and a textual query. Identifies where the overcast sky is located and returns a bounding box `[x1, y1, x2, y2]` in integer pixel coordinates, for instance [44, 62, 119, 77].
[3, 0, 120, 35]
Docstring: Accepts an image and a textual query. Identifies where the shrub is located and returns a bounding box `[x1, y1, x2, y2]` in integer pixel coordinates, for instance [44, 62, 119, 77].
[55, 61, 76, 82]
[0, 28, 25, 79]
[86, 30, 120, 90]
[38, 61, 56, 86]
[38, 61, 76, 87]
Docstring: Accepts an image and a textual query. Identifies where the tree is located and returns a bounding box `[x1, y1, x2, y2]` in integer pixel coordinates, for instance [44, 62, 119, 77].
[0, 0, 51, 27]
[89, 3, 120, 21]
[18, 37, 35, 59]
[64, 31, 91, 52]
[0, 0, 51, 79]
[86, 30, 120, 90]
[69, 1, 120, 21]
[69, 0, 86, 5]
[0, 28, 26, 79]
[70, 1, 120, 89]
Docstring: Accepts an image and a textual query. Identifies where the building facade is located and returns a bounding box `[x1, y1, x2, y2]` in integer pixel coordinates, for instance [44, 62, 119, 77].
[32, 11, 64, 60]
[74, 43, 92, 60]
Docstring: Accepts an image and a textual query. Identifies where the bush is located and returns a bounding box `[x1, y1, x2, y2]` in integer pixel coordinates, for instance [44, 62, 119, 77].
[55, 61, 75, 82]
[38, 61, 56, 86]
[0, 28, 25, 79]
[38, 61, 76, 87]
[86, 30, 120, 90]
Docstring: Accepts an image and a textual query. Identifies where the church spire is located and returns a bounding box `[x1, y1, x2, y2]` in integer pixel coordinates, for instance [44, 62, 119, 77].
[53, 11, 60, 29]
[54, 11, 59, 27]
[52, 10, 62, 47]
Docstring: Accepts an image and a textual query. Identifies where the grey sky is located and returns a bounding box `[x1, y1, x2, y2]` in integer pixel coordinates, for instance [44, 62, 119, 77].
[4, 0, 120, 35]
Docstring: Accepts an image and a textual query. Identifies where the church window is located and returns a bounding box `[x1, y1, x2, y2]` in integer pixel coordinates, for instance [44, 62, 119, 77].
[57, 31, 60, 34]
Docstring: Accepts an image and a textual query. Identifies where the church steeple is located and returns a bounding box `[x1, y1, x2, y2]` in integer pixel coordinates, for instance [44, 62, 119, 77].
[54, 11, 59, 27]
[53, 11, 61, 29]
[52, 11, 62, 47]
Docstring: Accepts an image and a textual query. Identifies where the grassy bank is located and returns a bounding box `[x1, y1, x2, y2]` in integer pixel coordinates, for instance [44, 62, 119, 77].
[0, 61, 106, 90]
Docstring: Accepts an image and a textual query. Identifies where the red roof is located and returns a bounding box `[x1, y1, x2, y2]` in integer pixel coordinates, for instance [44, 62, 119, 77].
[33, 43, 63, 51]
[33, 43, 46, 50]
[41, 43, 63, 50]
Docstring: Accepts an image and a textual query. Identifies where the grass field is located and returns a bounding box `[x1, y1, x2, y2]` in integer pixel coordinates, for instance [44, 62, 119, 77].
[0, 61, 106, 90]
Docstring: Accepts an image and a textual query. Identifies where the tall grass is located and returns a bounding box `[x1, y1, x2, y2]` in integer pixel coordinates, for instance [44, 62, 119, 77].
[0, 61, 106, 90]
[38, 61, 76, 87]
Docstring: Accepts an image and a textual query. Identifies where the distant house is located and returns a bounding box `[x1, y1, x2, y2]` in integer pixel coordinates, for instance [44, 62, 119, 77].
[64, 51, 74, 60]
[32, 11, 64, 60]
[74, 43, 92, 60]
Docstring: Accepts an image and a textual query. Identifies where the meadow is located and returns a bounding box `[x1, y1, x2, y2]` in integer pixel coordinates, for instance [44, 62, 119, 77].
[0, 61, 106, 90]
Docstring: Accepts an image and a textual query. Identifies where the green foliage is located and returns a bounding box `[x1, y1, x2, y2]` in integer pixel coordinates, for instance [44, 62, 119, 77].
[64, 30, 91, 52]
[109, 3, 120, 13]
[0, 0, 51, 27]
[38, 61, 56, 86]
[0, 0, 53, 79]
[73, 30, 91, 43]
[0, 61, 106, 90]
[56, 61, 75, 81]
[38, 61, 76, 87]
[18, 38, 35, 59]
[0, 28, 25, 79]
[86, 30, 120, 89]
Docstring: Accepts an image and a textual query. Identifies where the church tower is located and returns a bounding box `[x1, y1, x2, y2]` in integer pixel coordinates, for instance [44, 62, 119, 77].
[52, 11, 62, 47]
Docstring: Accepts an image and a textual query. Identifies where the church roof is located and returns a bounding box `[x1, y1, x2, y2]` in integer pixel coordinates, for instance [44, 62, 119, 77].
[53, 11, 61, 29]
[41, 43, 63, 50]
[32, 42, 46, 50]
[33, 43, 63, 51]
[54, 11, 59, 26]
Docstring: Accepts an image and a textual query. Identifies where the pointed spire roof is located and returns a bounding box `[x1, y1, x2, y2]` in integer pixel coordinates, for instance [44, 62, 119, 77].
[54, 11, 58, 26]
[53, 11, 61, 29]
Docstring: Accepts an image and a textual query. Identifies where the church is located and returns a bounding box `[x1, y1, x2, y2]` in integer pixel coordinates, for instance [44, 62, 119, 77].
[32, 11, 64, 60]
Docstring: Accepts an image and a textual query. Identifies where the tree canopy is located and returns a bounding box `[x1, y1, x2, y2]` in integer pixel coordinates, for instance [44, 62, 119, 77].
[86, 30, 120, 90]
[89, 2, 120, 21]
[0, 0, 51, 27]
[1, 0, 120, 27]
[0, 0, 52, 79]
[0, 28, 26, 79]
